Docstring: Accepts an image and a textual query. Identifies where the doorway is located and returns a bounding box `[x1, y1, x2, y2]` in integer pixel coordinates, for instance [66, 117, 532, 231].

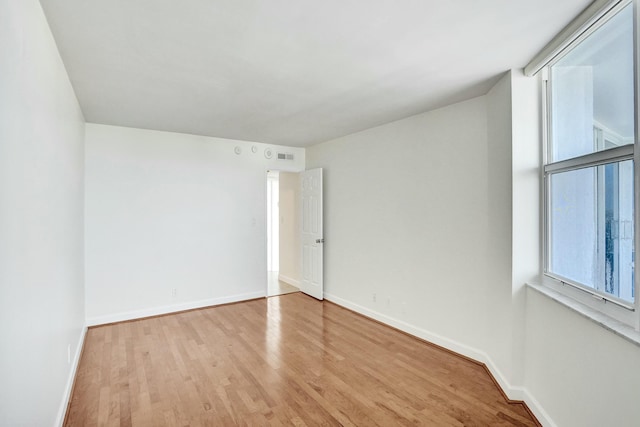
[267, 170, 301, 296]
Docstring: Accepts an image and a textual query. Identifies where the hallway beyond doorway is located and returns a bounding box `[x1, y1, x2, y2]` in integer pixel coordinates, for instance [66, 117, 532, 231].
[267, 271, 299, 296]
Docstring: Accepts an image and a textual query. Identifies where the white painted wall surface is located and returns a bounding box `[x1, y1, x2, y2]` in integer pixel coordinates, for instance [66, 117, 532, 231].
[0, 1, 86, 425]
[484, 72, 515, 384]
[85, 124, 304, 324]
[278, 172, 301, 286]
[510, 69, 543, 393]
[306, 96, 495, 354]
[524, 288, 640, 427]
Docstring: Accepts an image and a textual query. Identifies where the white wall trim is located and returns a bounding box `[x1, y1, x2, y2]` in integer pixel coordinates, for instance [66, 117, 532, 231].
[520, 389, 558, 427]
[55, 325, 87, 427]
[278, 274, 300, 288]
[86, 291, 265, 326]
[324, 292, 555, 427]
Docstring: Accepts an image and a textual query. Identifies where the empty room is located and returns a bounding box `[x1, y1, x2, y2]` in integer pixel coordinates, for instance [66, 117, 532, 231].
[2, 0, 640, 426]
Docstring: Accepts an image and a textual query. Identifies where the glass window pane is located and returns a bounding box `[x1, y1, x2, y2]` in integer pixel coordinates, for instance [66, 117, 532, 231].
[550, 4, 634, 162]
[549, 160, 634, 303]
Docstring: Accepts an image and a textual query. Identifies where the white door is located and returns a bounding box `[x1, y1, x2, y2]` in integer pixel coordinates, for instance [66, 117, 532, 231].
[300, 168, 323, 300]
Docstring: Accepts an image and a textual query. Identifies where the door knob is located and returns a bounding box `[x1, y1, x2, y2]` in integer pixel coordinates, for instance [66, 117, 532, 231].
[315, 238, 325, 243]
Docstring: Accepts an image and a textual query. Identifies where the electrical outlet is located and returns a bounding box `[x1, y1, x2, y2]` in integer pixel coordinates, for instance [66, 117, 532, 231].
[372, 293, 377, 302]
[172, 288, 177, 298]
[386, 298, 391, 308]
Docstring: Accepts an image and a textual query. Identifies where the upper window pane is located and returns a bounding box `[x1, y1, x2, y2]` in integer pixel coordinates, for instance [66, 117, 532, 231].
[550, 4, 634, 163]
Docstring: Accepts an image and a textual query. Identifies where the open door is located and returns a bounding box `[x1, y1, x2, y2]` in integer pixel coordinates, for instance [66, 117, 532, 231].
[300, 168, 323, 300]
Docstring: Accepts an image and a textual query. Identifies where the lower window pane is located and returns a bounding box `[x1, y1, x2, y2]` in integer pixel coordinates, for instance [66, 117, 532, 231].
[549, 160, 634, 303]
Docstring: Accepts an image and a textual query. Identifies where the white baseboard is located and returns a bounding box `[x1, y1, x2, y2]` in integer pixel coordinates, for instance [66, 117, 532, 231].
[520, 389, 557, 427]
[278, 274, 300, 287]
[56, 324, 87, 427]
[86, 291, 265, 326]
[324, 292, 555, 427]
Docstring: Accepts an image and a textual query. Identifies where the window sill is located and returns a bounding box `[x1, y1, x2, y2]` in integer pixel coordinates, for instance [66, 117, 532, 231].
[526, 282, 640, 348]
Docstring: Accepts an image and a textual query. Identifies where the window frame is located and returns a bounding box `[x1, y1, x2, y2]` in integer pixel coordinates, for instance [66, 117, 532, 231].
[541, 0, 640, 328]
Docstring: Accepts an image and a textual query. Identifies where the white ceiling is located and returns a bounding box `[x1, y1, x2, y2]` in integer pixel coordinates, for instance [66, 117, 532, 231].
[39, 0, 591, 147]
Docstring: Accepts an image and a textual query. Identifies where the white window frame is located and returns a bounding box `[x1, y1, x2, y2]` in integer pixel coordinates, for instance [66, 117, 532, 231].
[540, 0, 640, 329]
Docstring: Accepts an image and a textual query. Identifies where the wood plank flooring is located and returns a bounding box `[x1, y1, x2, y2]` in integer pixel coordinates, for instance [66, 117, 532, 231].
[65, 293, 539, 426]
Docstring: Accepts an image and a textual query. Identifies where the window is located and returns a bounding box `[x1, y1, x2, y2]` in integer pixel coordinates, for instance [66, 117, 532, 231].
[544, 1, 637, 320]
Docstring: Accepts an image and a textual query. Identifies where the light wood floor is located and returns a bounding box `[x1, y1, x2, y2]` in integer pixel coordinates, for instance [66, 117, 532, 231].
[65, 293, 539, 426]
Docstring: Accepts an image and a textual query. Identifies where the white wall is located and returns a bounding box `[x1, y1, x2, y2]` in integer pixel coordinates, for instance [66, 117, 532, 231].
[484, 72, 515, 383]
[85, 124, 304, 324]
[524, 288, 640, 427]
[510, 69, 541, 389]
[306, 95, 501, 357]
[0, 1, 86, 425]
[278, 172, 301, 285]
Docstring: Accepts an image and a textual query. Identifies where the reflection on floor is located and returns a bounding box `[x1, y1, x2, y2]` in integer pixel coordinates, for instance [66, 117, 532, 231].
[268, 271, 299, 296]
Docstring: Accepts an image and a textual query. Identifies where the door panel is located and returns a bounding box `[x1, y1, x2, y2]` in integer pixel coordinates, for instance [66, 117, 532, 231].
[300, 168, 323, 300]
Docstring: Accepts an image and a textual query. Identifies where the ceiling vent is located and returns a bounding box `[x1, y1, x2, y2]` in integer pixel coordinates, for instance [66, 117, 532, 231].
[277, 152, 295, 160]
